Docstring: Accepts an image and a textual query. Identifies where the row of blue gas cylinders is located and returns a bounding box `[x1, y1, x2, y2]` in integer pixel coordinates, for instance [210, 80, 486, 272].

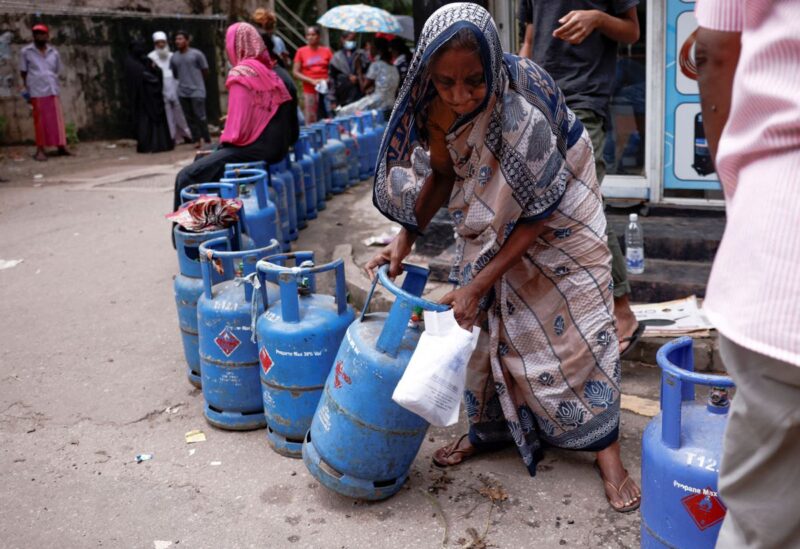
[175, 214, 448, 500]
[174, 110, 386, 386]
[172, 108, 735, 540]
[221, 110, 387, 254]
[173, 182, 446, 492]
[180, 228, 738, 540]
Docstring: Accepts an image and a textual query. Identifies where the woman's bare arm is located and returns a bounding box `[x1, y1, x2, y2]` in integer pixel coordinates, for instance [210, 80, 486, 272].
[695, 27, 741, 163]
[292, 60, 317, 86]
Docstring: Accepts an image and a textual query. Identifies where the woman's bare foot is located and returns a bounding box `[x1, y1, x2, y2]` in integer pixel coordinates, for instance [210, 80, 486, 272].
[34, 148, 47, 161]
[595, 441, 641, 512]
[432, 434, 480, 467]
[614, 294, 640, 355]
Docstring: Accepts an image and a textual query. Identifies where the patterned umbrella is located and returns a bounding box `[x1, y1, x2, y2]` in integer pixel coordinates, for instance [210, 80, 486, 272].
[317, 4, 402, 34]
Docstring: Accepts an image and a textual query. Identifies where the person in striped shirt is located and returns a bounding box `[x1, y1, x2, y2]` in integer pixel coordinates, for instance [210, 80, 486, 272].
[695, 1, 800, 547]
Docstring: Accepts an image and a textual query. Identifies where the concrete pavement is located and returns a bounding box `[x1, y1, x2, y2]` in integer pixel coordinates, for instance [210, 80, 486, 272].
[0, 149, 655, 548]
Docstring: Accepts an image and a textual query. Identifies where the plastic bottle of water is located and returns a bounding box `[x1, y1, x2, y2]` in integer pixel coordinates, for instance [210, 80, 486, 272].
[625, 213, 645, 274]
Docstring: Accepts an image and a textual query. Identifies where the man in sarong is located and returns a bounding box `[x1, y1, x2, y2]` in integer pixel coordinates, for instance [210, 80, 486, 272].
[19, 23, 70, 161]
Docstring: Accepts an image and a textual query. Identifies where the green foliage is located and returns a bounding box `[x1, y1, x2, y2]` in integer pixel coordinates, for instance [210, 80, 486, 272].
[65, 122, 79, 146]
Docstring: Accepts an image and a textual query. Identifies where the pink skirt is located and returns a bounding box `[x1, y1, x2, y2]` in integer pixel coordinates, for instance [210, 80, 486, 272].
[31, 95, 66, 148]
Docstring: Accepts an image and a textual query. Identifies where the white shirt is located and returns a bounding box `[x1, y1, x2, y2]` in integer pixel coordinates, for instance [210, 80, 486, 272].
[148, 48, 178, 101]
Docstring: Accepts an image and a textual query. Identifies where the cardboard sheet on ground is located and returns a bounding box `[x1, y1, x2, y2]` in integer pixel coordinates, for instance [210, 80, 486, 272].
[184, 429, 206, 443]
[632, 296, 713, 337]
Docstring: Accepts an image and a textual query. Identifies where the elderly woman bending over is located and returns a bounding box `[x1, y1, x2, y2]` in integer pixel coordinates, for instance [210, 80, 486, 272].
[367, 4, 641, 513]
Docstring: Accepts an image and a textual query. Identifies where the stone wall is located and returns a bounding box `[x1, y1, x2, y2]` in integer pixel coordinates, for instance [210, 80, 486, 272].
[0, 8, 226, 144]
[17, 0, 273, 18]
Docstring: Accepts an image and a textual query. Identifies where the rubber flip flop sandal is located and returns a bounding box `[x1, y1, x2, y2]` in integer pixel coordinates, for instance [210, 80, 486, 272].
[432, 434, 478, 468]
[619, 322, 646, 359]
[594, 461, 641, 513]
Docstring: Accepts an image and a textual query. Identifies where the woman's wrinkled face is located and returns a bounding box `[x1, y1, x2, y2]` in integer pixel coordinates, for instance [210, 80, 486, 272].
[429, 47, 486, 116]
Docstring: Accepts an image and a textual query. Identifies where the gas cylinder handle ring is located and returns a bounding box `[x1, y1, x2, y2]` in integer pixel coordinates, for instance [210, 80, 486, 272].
[180, 182, 239, 203]
[373, 264, 449, 314]
[656, 337, 735, 388]
[220, 169, 266, 186]
[199, 238, 281, 301]
[256, 253, 349, 320]
[656, 337, 736, 450]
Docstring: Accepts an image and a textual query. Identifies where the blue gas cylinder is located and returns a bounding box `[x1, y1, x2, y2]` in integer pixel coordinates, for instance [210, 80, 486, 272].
[371, 109, 387, 141]
[303, 264, 448, 500]
[224, 161, 266, 171]
[222, 167, 281, 247]
[356, 114, 377, 179]
[337, 118, 360, 187]
[274, 159, 298, 242]
[224, 162, 284, 246]
[220, 168, 278, 249]
[311, 124, 334, 197]
[179, 182, 256, 251]
[255, 253, 355, 457]
[350, 115, 370, 181]
[306, 129, 326, 211]
[287, 155, 308, 230]
[641, 337, 735, 548]
[295, 134, 318, 220]
[324, 122, 349, 194]
[197, 237, 281, 430]
[267, 164, 292, 252]
[173, 225, 233, 388]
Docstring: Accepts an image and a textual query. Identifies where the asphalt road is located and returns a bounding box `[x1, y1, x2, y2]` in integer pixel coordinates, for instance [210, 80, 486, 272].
[0, 150, 652, 549]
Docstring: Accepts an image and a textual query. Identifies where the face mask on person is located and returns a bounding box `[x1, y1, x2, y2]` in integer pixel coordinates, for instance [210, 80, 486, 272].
[344, 40, 357, 51]
[155, 46, 169, 59]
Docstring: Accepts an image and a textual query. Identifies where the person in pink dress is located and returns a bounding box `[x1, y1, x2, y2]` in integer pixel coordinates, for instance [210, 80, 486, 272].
[172, 22, 297, 212]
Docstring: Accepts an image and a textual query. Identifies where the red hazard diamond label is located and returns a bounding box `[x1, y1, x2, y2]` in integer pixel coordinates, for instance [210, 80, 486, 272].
[214, 326, 241, 357]
[334, 361, 351, 389]
[259, 347, 274, 374]
[682, 488, 727, 531]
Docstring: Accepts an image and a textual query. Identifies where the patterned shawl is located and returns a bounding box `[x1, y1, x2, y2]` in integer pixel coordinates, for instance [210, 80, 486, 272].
[372, 3, 585, 286]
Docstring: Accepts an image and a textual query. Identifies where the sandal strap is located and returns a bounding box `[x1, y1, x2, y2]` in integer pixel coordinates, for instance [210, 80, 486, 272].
[441, 434, 470, 458]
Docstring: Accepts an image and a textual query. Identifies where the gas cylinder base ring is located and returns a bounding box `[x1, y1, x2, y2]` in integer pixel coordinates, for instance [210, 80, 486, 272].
[265, 425, 304, 459]
[188, 371, 202, 389]
[302, 433, 407, 501]
[203, 404, 267, 431]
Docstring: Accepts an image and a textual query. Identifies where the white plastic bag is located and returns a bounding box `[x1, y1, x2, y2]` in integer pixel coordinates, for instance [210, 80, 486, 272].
[314, 79, 329, 94]
[392, 309, 480, 427]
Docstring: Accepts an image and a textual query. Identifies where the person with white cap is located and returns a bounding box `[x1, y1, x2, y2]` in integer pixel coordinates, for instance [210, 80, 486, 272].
[148, 31, 192, 145]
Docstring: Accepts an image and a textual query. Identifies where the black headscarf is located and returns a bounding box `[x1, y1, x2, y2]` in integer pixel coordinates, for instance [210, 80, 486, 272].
[124, 40, 173, 153]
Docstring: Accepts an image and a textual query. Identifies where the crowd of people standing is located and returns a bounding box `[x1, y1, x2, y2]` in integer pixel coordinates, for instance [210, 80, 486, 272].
[17, 11, 412, 158]
[123, 29, 212, 153]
